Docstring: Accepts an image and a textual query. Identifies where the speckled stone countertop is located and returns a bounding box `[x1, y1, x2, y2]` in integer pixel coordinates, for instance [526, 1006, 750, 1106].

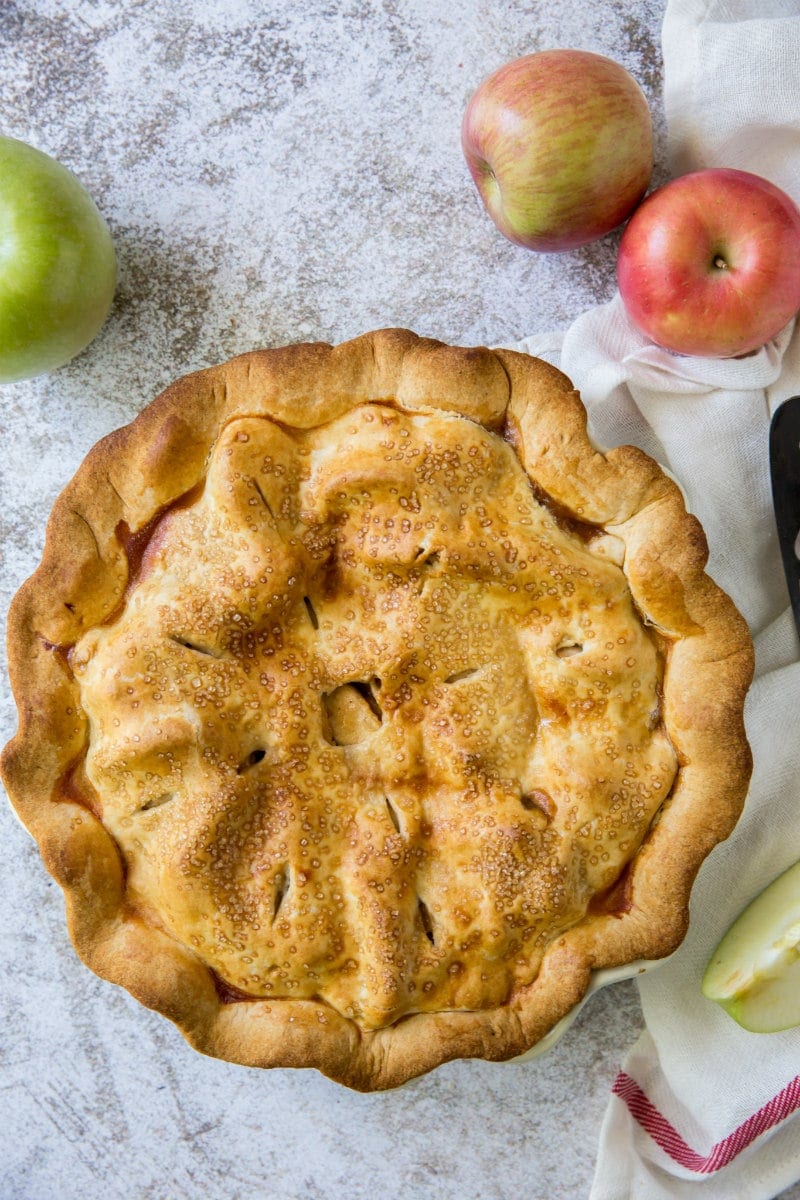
[3, 4, 797, 1199]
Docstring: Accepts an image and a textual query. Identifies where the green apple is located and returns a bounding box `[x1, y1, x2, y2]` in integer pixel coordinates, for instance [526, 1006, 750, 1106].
[0, 135, 116, 383]
[702, 859, 800, 1032]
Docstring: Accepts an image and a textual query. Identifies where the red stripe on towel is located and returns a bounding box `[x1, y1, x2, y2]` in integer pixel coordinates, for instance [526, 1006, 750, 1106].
[612, 1071, 800, 1172]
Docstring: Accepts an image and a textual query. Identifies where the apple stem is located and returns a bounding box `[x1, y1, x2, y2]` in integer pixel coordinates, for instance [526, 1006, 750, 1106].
[712, 254, 729, 270]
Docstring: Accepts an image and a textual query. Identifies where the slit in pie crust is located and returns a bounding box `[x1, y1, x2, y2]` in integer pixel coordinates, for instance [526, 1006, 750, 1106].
[1, 329, 754, 1090]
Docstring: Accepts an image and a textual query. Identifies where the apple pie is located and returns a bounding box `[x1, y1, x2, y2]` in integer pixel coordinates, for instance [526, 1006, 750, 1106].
[1, 329, 754, 1090]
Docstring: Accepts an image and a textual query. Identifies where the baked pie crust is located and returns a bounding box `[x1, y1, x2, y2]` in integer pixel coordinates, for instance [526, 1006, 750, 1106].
[2, 329, 754, 1090]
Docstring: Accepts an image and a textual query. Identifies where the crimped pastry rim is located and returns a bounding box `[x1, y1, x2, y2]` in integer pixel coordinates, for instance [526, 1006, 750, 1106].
[1, 328, 754, 1091]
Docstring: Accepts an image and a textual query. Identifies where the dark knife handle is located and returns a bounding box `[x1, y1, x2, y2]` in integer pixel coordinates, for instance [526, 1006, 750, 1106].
[769, 395, 800, 635]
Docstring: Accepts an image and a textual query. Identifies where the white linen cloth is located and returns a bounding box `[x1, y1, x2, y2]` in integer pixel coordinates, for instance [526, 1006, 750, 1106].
[511, 1, 800, 1195]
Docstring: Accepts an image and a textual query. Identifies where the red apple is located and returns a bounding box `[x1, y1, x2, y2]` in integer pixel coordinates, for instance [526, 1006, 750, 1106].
[617, 168, 800, 358]
[461, 49, 653, 252]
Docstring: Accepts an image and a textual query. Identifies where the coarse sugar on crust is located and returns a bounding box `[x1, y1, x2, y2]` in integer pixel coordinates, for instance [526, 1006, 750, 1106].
[1, 328, 754, 1091]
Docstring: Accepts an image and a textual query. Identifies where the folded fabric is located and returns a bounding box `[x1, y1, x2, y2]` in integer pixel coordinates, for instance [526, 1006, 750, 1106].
[513, 304, 800, 1200]
[561, 300, 800, 1199]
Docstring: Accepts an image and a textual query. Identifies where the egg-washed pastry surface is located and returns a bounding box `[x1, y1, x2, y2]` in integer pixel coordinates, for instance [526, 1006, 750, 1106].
[2, 329, 754, 1090]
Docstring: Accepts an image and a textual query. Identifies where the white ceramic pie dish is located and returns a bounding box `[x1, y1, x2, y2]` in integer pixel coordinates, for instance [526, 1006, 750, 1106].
[1, 330, 752, 1090]
[510, 958, 665, 1062]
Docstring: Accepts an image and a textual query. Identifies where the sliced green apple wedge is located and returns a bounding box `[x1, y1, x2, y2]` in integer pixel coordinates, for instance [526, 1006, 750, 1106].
[702, 859, 800, 1033]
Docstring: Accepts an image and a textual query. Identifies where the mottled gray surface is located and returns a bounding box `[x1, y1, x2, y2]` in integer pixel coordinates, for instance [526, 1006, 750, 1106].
[1, 3, 798, 1199]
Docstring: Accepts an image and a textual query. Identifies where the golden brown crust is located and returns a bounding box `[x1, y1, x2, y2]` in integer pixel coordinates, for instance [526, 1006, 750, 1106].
[1, 328, 753, 1090]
